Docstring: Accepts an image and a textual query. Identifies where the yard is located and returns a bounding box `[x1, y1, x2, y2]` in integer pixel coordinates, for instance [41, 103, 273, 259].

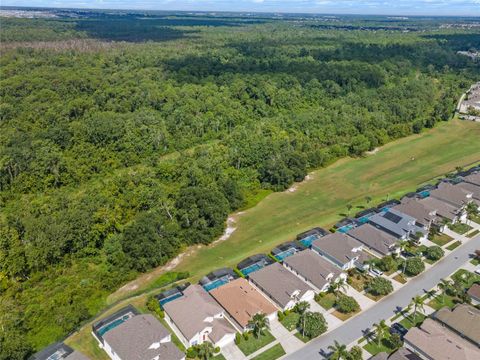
[467, 229, 480, 238]
[393, 274, 407, 284]
[294, 332, 311, 343]
[428, 294, 457, 310]
[451, 269, 480, 288]
[315, 293, 336, 310]
[399, 313, 426, 330]
[332, 309, 360, 321]
[236, 331, 276, 356]
[66, 119, 480, 355]
[363, 337, 396, 356]
[429, 233, 454, 247]
[468, 213, 480, 224]
[448, 223, 473, 235]
[348, 271, 373, 292]
[251, 344, 286, 360]
[446, 241, 462, 251]
[212, 355, 226, 360]
[470, 258, 480, 266]
[280, 312, 300, 331]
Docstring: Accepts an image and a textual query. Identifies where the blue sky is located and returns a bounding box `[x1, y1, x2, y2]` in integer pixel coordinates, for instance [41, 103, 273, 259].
[4, 0, 480, 16]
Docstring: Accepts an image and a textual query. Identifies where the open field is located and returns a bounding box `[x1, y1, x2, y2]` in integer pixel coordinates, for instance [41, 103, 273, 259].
[67, 119, 480, 355]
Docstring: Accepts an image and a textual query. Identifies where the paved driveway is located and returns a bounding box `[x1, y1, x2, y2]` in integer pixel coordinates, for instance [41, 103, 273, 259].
[284, 233, 480, 359]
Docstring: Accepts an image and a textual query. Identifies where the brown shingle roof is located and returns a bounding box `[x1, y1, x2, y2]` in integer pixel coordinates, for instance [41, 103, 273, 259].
[103, 314, 184, 360]
[209, 278, 277, 328]
[283, 250, 342, 290]
[404, 318, 480, 360]
[434, 304, 480, 346]
[249, 262, 313, 308]
[467, 283, 480, 301]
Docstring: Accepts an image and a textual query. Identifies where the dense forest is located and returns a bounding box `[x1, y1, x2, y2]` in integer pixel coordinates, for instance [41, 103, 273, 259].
[1, 11, 479, 359]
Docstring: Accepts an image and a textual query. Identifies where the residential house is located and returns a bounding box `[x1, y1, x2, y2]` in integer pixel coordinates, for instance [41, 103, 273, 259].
[30, 342, 89, 360]
[249, 262, 315, 311]
[430, 182, 473, 209]
[404, 318, 480, 360]
[467, 283, 480, 305]
[163, 285, 237, 348]
[433, 304, 480, 346]
[199, 268, 238, 292]
[296, 227, 330, 247]
[99, 314, 185, 360]
[369, 347, 421, 360]
[283, 250, 345, 292]
[209, 278, 277, 331]
[455, 181, 480, 206]
[464, 173, 480, 187]
[420, 196, 466, 224]
[393, 198, 438, 233]
[237, 254, 274, 277]
[271, 241, 306, 262]
[368, 208, 426, 242]
[311, 232, 371, 270]
[348, 223, 399, 256]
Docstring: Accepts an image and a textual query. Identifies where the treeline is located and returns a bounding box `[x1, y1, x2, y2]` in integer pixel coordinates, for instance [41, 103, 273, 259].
[0, 17, 479, 359]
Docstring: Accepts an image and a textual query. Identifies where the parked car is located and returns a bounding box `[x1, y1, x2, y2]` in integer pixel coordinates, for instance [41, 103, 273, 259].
[390, 322, 408, 338]
[369, 267, 384, 277]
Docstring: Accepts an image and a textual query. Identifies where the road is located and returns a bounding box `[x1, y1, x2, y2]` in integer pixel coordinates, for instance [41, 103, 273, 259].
[285, 234, 480, 359]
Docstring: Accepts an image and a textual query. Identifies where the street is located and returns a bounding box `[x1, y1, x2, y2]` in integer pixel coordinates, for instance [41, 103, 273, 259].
[284, 233, 480, 359]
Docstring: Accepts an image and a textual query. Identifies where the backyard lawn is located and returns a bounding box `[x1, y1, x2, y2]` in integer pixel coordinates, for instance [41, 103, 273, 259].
[251, 344, 286, 360]
[429, 233, 454, 247]
[446, 241, 462, 251]
[237, 331, 276, 356]
[67, 119, 480, 355]
[280, 312, 300, 331]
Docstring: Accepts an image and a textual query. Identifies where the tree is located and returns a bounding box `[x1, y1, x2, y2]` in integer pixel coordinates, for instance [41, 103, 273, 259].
[373, 319, 389, 345]
[197, 342, 215, 360]
[404, 257, 425, 276]
[302, 311, 327, 339]
[248, 313, 269, 338]
[328, 341, 349, 360]
[336, 294, 360, 314]
[348, 346, 363, 360]
[410, 295, 425, 321]
[425, 246, 444, 261]
[388, 333, 403, 349]
[378, 255, 397, 272]
[367, 277, 394, 296]
[295, 301, 311, 337]
[328, 279, 347, 300]
[438, 278, 452, 304]
[398, 240, 409, 276]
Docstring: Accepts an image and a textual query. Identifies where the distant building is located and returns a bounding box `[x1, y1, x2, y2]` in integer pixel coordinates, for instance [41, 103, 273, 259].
[467, 283, 480, 305]
[368, 208, 425, 241]
[430, 182, 473, 209]
[348, 223, 399, 256]
[30, 342, 89, 360]
[393, 198, 438, 232]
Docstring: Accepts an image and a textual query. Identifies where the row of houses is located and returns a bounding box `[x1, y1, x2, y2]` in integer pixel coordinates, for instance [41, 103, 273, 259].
[30, 170, 480, 360]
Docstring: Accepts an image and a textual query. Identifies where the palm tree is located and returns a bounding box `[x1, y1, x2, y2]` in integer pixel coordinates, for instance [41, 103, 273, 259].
[373, 320, 389, 345]
[327, 340, 349, 360]
[398, 240, 409, 276]
[328, 279, 347, 300]
[295, 301, 310, 337]
[347, 204, 353, 215]
[410, 296, 425, 322]
[248, 313, 269, 338]
[197, 342, 215, 360]
[437, 279, 451, 304]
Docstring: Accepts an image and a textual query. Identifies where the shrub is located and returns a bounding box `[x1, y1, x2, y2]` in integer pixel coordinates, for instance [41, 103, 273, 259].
[367, 277, 394, 296]
[301, 311, 327, 339]
[243, 332, 249, 340]
[349, 345, 363, 360]
[404, 257, 425, 276]
[378, 255, 398, 272]
[235, 333, 242, 345]
[214, 346, 220, 354]
[277, 311, 285, 321]
[388, 333, 403, 349]
[336, 294, 360, 314]
[186, 347, 198, 359]
[146, 297, 164, 318]
[425, 245, 444, 261]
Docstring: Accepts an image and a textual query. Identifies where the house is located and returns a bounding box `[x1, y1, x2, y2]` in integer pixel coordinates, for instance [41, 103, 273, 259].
[30, 342, 89, 360]
[154, 283, 190, 308]
[369, 347, 421, 360]
[433, 304, 480, 346]
[420, 196, 467, 224]
[271, 241, 306, 262]
[100, 314, 185, 360]
[455, 182, 480, 206]
[348, 223, 399, 256]
[163, 285, 236, 348]
[393, 198, 437, 232]
[311, 232, 371, 270]
[249, 262, 315, 311]
[296, 227, 330, 247]
[403, 318, 480, 360]
[282, 250, 345, 292]
[209, 278, 277, 331]
[467, 283, 480, 305]
[237, 254, 274, 277]
[368, 208, 426, 241]
[199, 268, 238, 292]
[430, 182, 473, 208]
[463, 173, 480, 187]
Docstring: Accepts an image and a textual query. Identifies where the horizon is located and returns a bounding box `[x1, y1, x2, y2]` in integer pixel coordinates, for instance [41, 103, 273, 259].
[2, 1, 480, 17]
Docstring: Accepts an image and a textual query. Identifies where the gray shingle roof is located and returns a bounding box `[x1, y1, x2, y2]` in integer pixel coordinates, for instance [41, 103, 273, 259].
[393, 199, 436, 228]
[368, 208, 417, 239]
[348, 223, 398, 255]
[464, 173, 480, 187]
[420, 197, 460, 221]
[103, 314, 184, 360]
[311, 232, 365, 265]
[283, 250, 342, 290]
[430, 182, 472, 207]
[249, 263, 313, 308]
[434, 304, 480, 346]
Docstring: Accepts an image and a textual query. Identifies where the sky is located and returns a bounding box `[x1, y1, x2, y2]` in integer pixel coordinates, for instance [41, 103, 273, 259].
[3, 0, 480, 16]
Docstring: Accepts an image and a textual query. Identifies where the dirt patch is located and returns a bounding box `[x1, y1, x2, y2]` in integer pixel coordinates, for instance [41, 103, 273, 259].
[366, 148, 380, 155]
[287, 173, 314, 193]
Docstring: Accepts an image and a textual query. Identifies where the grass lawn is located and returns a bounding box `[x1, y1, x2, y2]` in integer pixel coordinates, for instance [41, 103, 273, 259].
[212, 355, 227, 360]
[365, 292, 385, 302]
[363, 337, 396, 356]
[67, 119, 480, 351]
[429, 233, 454, 247]
[399, 313, 426, 330]
[448, 223, 473, 235]
[452, 269, 480, 288]
[294, 332, 311, 343]
[467, 229, 480, 238]
[446, 241, 462, 251]
[470, 258, 480, 266]
[332, 309, 360, 321]
[280, 312, 300, 331]
[315, 293, 336, 310]
[428, 294, 457, 310]
[237, 331, 275, 356]
[393, 274, 407, 284]
[348, 272, 373, 292]
[469, 214, 480, 224]
[251, 344, 286, 360]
